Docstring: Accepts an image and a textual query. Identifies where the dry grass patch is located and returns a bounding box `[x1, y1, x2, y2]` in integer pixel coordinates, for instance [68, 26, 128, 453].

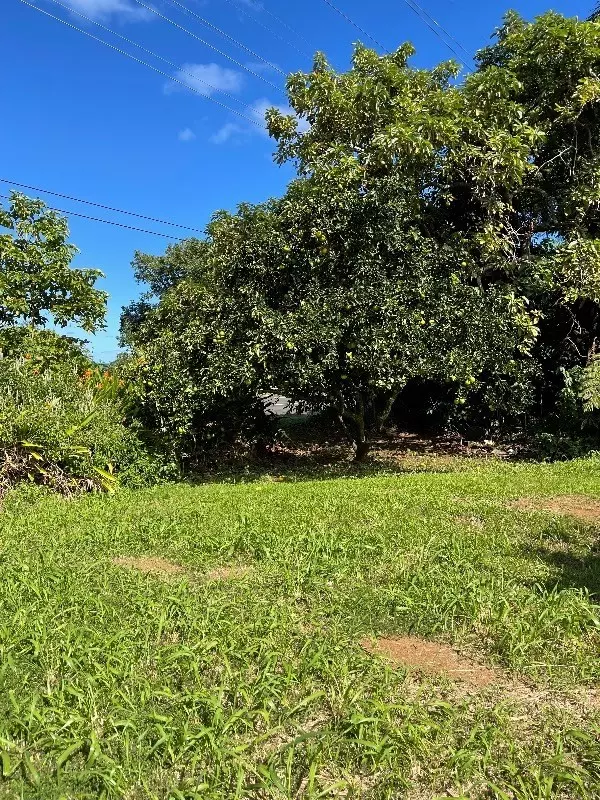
[510, 495, 600, 524]
[113, 557, 253, 584]
[361, 636, 499, 688]
[113, 556, 187, 578]
[454, 515, 485, 531]
[204, 565, 253, 582]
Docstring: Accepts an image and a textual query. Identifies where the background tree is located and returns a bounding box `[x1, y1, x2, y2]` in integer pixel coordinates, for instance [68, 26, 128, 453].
[0, 194, 161, 494]
[459, 11, 600, 443]
[0, 192, 107, 332]
[124, 11, 600, 461]
[120, 239, 270, 461]
[201, 180, 536, 459]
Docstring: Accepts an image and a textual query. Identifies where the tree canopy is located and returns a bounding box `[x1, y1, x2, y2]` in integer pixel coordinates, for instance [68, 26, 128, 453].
[123, 11, 600, 459]
[0, 192, 107, 332]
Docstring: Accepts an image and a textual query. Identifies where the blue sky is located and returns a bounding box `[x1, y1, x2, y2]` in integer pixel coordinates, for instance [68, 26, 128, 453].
[1, 0, 591, 360]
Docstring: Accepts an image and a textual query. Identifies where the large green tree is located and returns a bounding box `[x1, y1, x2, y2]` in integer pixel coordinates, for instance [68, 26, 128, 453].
[200, 182, 535, 458]
[125, 11, 600, 460]
[474, 11, 600, 436]
[0, 192, 107, 332]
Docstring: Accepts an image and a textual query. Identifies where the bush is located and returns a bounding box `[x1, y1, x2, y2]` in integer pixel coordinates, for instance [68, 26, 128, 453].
[118, 348, 274, 466]
[118, 282, 276, 466]
[0, 326, 94, 371]
[0, 357, 166, 496]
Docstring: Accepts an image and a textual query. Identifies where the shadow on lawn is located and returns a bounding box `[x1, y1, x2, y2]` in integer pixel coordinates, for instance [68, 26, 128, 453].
[532, 529, 600, 602]
[189, 416, 518, 484]
[187, 442, 506, 484]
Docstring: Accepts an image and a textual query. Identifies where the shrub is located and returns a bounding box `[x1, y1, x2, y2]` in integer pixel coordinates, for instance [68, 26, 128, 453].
[119, 281, 276, 466]
[0, 326, 94, 371]
[118, 347, 274, 466]
[0, 357, 165, 496]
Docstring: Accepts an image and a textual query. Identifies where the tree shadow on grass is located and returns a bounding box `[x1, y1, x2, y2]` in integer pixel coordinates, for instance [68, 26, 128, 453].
[528, 527, 600, 602]
[186, 441, 504, 484]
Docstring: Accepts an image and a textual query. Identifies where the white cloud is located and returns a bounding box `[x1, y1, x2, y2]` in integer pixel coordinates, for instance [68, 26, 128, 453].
[244, 60, 281, 75]
[58, 0, 149, 20]
[210, 122, 242, 145]
[178, 127, 196, 142]
[211, 98, 309, 145]
[237, 0, 263, 9]
[165, 63, 244, 97]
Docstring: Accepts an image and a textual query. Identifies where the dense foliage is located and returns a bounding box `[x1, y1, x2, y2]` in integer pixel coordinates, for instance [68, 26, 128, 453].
[0, 195, 162, 494]
[0, 192, 106, 331]
[124, 11, 600, 459]
[119, 241, 272, 461]
[0, 357, 159, 495]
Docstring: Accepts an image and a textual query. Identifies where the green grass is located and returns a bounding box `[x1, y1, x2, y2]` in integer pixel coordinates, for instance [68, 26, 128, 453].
[1, 458, 600, 798]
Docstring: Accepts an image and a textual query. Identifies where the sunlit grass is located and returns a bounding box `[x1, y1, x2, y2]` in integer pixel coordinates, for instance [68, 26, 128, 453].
[1, 457, 599, 798]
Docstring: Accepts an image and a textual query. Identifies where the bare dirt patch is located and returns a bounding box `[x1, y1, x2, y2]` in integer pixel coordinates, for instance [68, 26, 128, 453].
[510, 495, 600, 524]
[113, 556, 187, 578]
[114, 557, 252, 584]
[361, 636, 499, 688]
[362, 637, 600, 714]
[454, 515, 485, 531]
[205, 565, 252, 582]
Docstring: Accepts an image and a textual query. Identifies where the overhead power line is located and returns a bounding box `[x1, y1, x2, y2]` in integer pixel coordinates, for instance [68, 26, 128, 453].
[130, 0, 283, 93]
[20, 1, 264, 127]
[320, 0, 387, 52]
[403, 0, 471, 61]
[166, 0, 285, 75]
[260, 2, 315, 50]
[400, 0, 472, 69]
[0, 179, 204, 234]
[0, 193, 181, 240]
[221, 0, 313, 61]
[47, 0, 250, 110]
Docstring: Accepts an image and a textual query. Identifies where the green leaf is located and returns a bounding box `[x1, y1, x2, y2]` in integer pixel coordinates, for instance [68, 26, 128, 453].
[0, 750, 13, 778]
[65, 411, 97, 437]
[22, 753, 40, 787]
[56, 740, 85, 770]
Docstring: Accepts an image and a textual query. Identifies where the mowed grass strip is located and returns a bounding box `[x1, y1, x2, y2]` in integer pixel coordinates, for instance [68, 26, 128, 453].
[1, 458, 599, 798]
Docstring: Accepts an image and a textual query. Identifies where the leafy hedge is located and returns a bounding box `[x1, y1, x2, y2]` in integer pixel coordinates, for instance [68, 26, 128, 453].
[0, 356, 166, 496]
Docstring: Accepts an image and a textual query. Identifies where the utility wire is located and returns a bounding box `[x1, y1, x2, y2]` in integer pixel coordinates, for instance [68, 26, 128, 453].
[0, 179, 204, 234]
[403, 0, 472, 62]
[46, 0, 251, 110]
[166, 0, 285, 75]
[130, 0, 283, 93]
[400, 0, 471, 68]
[20, 1, 264, 127]
[320, 0, 387, 52]
[0, 193, 181, 240]
[259, 2, 315, 50]
[221, 0, 313, 61]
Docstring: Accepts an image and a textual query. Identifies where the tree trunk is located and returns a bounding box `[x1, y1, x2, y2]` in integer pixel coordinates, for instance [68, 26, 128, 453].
[345, 405, 370, 462]
[375, 390, 399, 434]
[353, 437, 370, 461]
[333, 392, 373, 461]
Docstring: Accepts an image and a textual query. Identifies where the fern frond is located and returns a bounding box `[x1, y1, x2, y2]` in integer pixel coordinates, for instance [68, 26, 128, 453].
[580, 354, 600, 412]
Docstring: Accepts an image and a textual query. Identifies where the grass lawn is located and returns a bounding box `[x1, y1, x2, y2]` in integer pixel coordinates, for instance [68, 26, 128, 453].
[1, 457, 600, 799]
